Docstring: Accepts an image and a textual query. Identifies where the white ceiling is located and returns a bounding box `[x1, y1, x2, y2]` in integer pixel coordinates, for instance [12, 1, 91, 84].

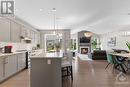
[15, 0, 130, 34]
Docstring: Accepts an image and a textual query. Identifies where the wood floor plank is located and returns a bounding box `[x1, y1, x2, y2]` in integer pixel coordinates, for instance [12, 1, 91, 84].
[1, 58, 130, 87]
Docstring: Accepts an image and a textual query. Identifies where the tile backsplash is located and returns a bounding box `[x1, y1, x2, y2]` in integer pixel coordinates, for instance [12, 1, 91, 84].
[0, 42, 36, 52]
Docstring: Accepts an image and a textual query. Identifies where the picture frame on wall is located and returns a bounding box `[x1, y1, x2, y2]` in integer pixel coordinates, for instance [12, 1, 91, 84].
[46, 40, 55, 51]
[107, 37, 116, 47]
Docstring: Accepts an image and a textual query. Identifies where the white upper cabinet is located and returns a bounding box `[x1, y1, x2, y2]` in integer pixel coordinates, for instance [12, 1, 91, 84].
[34, 32, 38, 44]
[0, 18, 10, 42]
[30, 30, 35, 43]
[21, 26, 31, 38]
[26, 28, 31, 38]
[34, 32, 40, 44]
[10, 21, 21, 42]
[0, 17, 40, 43]
[21, 26, 26, 37]
[38, 32, 40, 44]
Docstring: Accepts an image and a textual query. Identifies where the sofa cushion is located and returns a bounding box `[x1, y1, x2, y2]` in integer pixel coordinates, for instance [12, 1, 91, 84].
[92, 50, 107, 60]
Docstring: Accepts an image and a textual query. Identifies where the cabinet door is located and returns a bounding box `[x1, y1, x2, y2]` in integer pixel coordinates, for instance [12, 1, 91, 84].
[0, 18, 10, 42]
[37, 32, 40, 44]
[17, 53, 26, 71]
[34, 32, 40, 44]
[26, 29, 31, 38]
[31, 30, 35, 43]
[4, 55, 17, 78]
[21, 26, 26, 37]
[10, 21, 21, 42]
[0, 58, 4, 82]
[34, 33, 38, 44]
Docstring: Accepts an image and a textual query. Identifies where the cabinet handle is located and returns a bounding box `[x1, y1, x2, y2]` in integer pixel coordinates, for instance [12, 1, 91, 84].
[4, 57, 8, 64]
[4, 62, 8, 64]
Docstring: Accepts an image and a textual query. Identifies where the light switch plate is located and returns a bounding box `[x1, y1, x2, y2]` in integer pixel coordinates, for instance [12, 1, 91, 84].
[47, 59, 51, 64]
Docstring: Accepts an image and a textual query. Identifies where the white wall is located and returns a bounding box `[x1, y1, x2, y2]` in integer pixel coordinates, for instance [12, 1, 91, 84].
[100, 31, 130, 51]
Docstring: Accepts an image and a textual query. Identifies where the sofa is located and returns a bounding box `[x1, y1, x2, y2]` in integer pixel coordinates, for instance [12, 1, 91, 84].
[92, 50, 107, 60]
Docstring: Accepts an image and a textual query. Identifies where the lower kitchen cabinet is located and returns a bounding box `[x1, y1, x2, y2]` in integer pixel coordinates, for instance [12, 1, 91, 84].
[4, 55, 17, 78]
[0, 58, 4, 82]
[17, 53, 26, 71]
[0, 52, 26, 83]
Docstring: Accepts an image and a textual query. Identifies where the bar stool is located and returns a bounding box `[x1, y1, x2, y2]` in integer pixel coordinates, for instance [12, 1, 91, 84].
[62, 51, 73, 80]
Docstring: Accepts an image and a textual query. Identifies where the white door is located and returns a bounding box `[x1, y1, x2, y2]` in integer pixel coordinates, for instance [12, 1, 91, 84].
[4, 55, 17, 78]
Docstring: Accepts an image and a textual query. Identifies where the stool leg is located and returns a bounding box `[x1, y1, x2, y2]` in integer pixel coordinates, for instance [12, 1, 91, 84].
[67, 67, 69, 78]
[70, 66, 73, 80]
[105, 63, 110, 69]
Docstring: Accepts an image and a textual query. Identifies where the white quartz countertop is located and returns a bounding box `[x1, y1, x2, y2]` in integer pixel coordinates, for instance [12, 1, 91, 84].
[30, 52, 63, 59]
[0, 51, 26, 57]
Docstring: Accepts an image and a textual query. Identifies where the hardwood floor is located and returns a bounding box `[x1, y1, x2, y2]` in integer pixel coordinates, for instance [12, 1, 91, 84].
[0, 69, 30, 87]
[1, 58, 130, 87]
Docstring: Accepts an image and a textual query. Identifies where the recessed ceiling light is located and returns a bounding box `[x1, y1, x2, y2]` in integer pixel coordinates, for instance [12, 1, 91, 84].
[40, 9, 43, 11]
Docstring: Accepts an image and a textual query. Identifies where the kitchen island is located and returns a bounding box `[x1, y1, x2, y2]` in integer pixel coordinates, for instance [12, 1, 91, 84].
[30, 52, 63, 87]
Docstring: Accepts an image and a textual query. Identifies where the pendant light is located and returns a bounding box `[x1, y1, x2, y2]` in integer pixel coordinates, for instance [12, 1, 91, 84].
[52, 8, 60, 51]
[84, 32, 93, 37]
[52, 8, 60, 38]
[52, 8, 57, 35]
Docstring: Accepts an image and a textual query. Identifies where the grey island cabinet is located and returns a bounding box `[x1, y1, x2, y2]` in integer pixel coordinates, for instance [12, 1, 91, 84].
[30, 52, 63, 87]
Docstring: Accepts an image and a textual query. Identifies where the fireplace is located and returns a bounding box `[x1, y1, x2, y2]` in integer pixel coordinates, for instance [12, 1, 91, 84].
[80, 47, 89, 54]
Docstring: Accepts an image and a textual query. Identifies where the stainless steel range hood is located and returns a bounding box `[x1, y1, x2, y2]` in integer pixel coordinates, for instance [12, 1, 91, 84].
[20, 36, 31, 43]
[24, 37, 31, 41]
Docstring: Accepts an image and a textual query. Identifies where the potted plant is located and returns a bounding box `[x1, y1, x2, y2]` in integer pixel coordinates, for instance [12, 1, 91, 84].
[37, 44, 40, 49]
[55, 42, 60, 52]
[126, 42, 130, 50]
[91, 39, 101, 50]
[92, 39, 97, 50]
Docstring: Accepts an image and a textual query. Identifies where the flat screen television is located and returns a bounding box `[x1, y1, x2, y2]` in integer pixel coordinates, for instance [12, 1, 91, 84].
[80, 37, 90, 43]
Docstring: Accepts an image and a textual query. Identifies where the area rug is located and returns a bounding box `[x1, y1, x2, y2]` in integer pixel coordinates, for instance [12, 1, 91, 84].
[77, 53, 92, 61]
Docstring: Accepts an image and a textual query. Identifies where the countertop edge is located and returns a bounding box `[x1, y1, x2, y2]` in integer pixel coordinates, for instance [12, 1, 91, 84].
[30, 56, 63, 59]
[0, 51, 27, 57]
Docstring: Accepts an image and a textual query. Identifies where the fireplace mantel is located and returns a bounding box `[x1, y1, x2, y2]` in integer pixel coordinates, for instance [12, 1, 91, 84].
[79, 43, 91, 46]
